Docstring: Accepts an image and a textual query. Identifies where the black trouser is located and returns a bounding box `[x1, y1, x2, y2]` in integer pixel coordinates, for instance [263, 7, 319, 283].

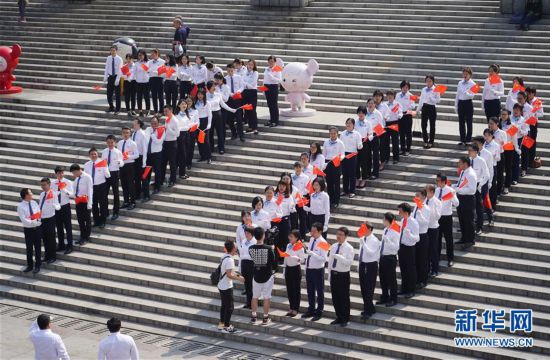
[186, 131, 196, 167]
[76, 203, 91, 240]
[161, 140, 177, 184]
[243, 89, 258, 130]
[520, 139, 530, 172]
[105, 170, 120, 216]
[24, 227, 41, 269]
[308, 213, 327, 239]
[219, 288, 234, 327]
[55, 203, 73, 248]
[359, 261, 378, 315]
[366, 136, 380, 177]
[265, 84, 279, 125]
[427, 228, 440, 274]
[275, 216, 290, 262]
[149, 77, 164, 113]
[475, 186, 483, 231]
[399, 114, 413, 153]
[342, 154, 357, 194]
[241, 259, 254, 307]
[198, 117, 212, 160]
[176, 132, 188, 176]
[41, 217, 56, 261]
[483, 99, 501, 121]
[330, 271, 350, 322]
[458, 99, 473, 143]
[136, 82, 150, 111]
[398, 244, 416, 294]
[356, 141, 370, 180]
[285, 264, 301, 311]
[106, 75, 121, 111]
[382, 121, 400, 162]
[92, 183, 108, 225]
[120, 162, 135, 204]
[124, 80, 137, 112]
[226, 99, 243, 138]
[209, 110, 225, 152]
[143, 152, 162, 197]
[325, 161, 341, 205]
[306, 267, 324, 316]
[415, 233, 430, 284]
[457, 194, 475, 243]
[503, 150, 514, 188]
[438, 215, 453, 262]
[478, 182, 492, 229]
[495, 159, 504, 197]
[18, 0, 26, 17]
[297, 205, 308, 240]
[379, 255, 397, 303]
[512, 139, 521, 182]
[133, 155, 143, 199]
[164, 80, 178, 110]
[529, 124, 538, 165]
[421, 104, 436, 144]
[179, 80, 193, 101]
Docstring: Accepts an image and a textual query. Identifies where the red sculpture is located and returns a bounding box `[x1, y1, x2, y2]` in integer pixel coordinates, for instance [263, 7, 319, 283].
[0, 44, 23, 94]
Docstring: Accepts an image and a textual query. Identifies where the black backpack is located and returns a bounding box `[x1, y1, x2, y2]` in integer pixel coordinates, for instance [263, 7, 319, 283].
[211, 256, 230, 285]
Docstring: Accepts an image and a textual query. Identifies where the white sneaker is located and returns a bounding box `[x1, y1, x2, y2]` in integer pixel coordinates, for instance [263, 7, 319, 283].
[222, 325, 237, 333]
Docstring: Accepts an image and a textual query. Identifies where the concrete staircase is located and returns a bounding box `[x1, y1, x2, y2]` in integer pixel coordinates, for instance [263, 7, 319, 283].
[1, 0, 550, 358]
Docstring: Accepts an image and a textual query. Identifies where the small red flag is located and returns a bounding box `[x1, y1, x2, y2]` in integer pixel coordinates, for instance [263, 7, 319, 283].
[156, 126, 165, 139]
[345, 152, 358, 159]
[292, 241, 304, 251]
[387, 124, 399, 132]
[240, 103, 253, 111]
[75, 195, 88, 204]
[357, 223, 368, 238]
[458, 177, 469, 189]
[317, 241, 330, 251]
[522, 135, 535, 149]
[141, 64, 149, 72]
[271, 217, 282, 223]
[165, 115, 173, 123]
[94, 159, 107, 168]
[409, 94, 419, 102]
[231, 92, 242, 100]
[141, 166, 152, 180]
[331, 155, 341, 168]
[532, 104, 542, 113]
[190, 85, 199, 98]
[296, 197, 309, 207]
[373, 123, 385, 137]
[197, 130, 206, 144]
[502, 142, 515, 151]
[272, 65, 282, 72]
[189, 123, 199, 132]
[306, 181, 314, 195]
[506, 125, 518, 137]
[470, 83, 481, 94]
[489, 74, 501, 85]
[121, 64, 130, 76]
[446, 179, 451, 186]
[525, 117, 537, 126]
[93, 85, 102, 91]
[257, 85, 268, 92]
[57, 182, 66, 190]
[122, 151, 129, 161]
[391, 104, 400, 113]
[276, 247, 289, 258]
[483, 193, 492, 210]
[413, 197, 423, 209]
[441, 192, 453, 201]
[276, 193, 284, 206]
[46, 190, 54, 200]
[165, 67, 175, 78]
[157, 65, 166, 75]
[390, 221, 401, 233]
[434, 84, 447, 95]
[512, 83, 525, 92]
[313, 166, 326, 177]
[30, 211, 42, 220]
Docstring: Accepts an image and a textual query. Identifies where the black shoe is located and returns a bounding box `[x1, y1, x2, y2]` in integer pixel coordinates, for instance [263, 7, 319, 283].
[186, 166, 192, 171]
[369, 175, 378, 180]
[92, 223, 100, 228]
[455, 240, 470, 245]
[405, 151, 410, 156]
[265, 121, 272, 127]
[32, 267, 40, 273]
[330, 319, 341, 325]
[270, 123, 278, 127]
[23, 266, 33, 273]
[64, 248, 73, 255]
[475, 229, 482, 235]
[111, 214, 119, 221]
[79, 240, 86, 246]
[311, 315, 322, 321]
[361, 314, 372, 321]
[56, 247, 65, 252]
[333, 203, 339, 208]
[207, 159, 212, 164]
[99, 223, 106, 229]
[393, 160, 399, 164]
[385, 300, 397, 307]
[448, 260, 454, 267]
[340, 322, 348, 327]
[121, 203, 129, 209]
[219, 150, 225, 155]
[106, 108, 114, 113]
[47, 259, 56, 264]
[128, 203, 135, 210]
[301, 312, 314, 319]
[375, 299, 387, 305]
[114, 111, 120, 115]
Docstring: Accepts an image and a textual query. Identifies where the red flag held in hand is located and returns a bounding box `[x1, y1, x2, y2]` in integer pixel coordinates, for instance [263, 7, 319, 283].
[470, 83, 481, 94]
[258, 85, 268, 92]
[165, 67, 175, 77]
[387, 124, 399, 132]
[46, 190, 54, 200]
[413, 197, 423, 209]
[272, 65, 282, 72]
[276, 247, 289, 258]
[121, 64, 130, 76]
[390, 221, 401, 233]
[446, 179, 451, 186]
[142, 166, 152, 180]
[30, 211, 42, 220]
[271, 217, 282, 223]
[165, 115, 173, 123]
[506, 125, 518, 137]
[441, 191, 453, 201]
[409, 94, 418, 102]
[276, 193, 284, 206]
[306, 181, 314, 195]
[190, 85, 199, 98]
[483, 193, 492, 210]
[357, 223, 368, 238]
[197, 130, 206, 144]
[156, 126, 165, 139]
[189, 123, 199, 132]
[240, 103, 253, 110]
[532, 104, 542, 113]
[93, 85, 102, 91]
[502, 142, 515, 151]
[458, 177, 469, 189]
[512, 83, 525, 92]
[58, 182, 66, 190]
[141, 64, 149, 72]
[75, 195, 88, 204]
[331, 155, 341, 168]
[231, 92, 242, 100]
[123, 151, 129, 161]
[373, 123, 385, 137]
[297, 197, 309, 207]
[313, 166, 326, 177]
[293, 241, 304, 251]
[95, 159, 107, 168]
[317, 241, 330, 251]
[157, 65, 166, 75]
[522, 135, 535, 149]
[391, 104, 400, 113]
[345, 152, 358, 159]
[434, 84, 447, 95]
[525, 117, 537, 126]
[489, 74, 501, 85]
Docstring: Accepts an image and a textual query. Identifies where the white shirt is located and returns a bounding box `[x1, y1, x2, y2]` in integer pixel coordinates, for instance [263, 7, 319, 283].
[506, 88, 520, 112]
[217, 255, 234, 290]
[322, 138, 345, 163]
[417, 85, 441, 110]
[51, 178, 74, 206]
[358, 234, 381, 263]
[482, 77, 504, 102]
[292, 172, 310, 196]
[144, 127, 165, 154]
[425, 197, 442, 229]
[436, 186, 459, 216]
[163, 115, 180, 142]
[238, 236, 257, 261]
[354, 118, 372, 140]
[225, 74, 244, 95]
[529, 96, 545, 119]
[73, 172, 94, 205]
[454, 167, 478, 195]
[400, 217, 420, 246]
[303, 164, 315, 181]
[470, 155, 489, 187]
[385, 101, 403, 122]
[29, 321, 70, 360]
[275, 192, 296, 217]
[251, 209, 271, 230]
[146, 58, 165, 78]
[484, 140, 501, 163]
[510, 115, 529, 139]
[412, 202, 431, 234]
[191, 64, 207, 84]
[455, 79, 477, 109]
[366, 109, 385, 129]
[175, 111, 194, 132]
[305, 236, 328, 269]
[381, 227, 400, 256]
[39, 190, 61, 219]
[304, 191, 330, 230]
[84, 159, 111, 186]
[162, 65, 178, 81]
[206, 66, 223, 82]
[235, 66, 247, 78]
[177, 64, 192, 82]
[121, 62, 136, 82]
[396, 91, 416, 112]
[263, 67, 281, 85]
[131, 129, 147, 157]
[493, 128, 507, 150]
[134, 60, 150, 83]
[263, 198, 282, 220]
[284, 242, 306, 267]
[117, 139, 139, 165]
[376, 102, 391, 123]
[193, 100, 213, 129]
[103, 54, 123, 82]
[243, 70, 259, 89]
[216, 84, 230, 102]
[17, 200, 41, 228]
[479, 147, 494, 183]
[328, 240, 354, 272]
[340, 130, 363, 153]
[309, 154, 325, 170]
[98, 332, 139, 360]
[501, 120, 522, 154]
[101, 147, 124, 172]
[207, 91, 234, 113]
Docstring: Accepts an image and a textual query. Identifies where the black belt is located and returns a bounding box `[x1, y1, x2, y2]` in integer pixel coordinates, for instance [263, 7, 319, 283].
[331, 270, 349, 275]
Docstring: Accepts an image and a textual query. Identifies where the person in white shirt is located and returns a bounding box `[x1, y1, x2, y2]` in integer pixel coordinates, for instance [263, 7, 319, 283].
[233, 58, 247, 77]
[218, 240, 245, 332]
[425, 185, 442, 277]
[243, 59, 259, 134]
[292, 161, 311, 239]
[526, 87, 544, 167]
[322, 126, 345, 207]
[205, 62, 224, 82]
[505, 76, 524, 112]
[383, 90, 403, 164]
[328, 227, 355, 327]
[357, 221, 381, 319]
[175, 100, 193, 179]
[263, 187, 283, 225]
[225, 63, 245, 142]
[29, 314, 70, 360]
[482, 129, 501, 211]
[274, 181, 296, 263]
[85, 148, 111, 228]
[516, 92, 533, 177]
[435, 173, 459, 268]
[118, 127, 139, 210]
[102, 135, 124, 221]
[251, 196, 272, 230]
[177, 55, 193, 100]
[396, 80, 415, 156]
[301, 152, 315, 181]
[467, 143, 490, 235]
[121, 54, 137, 117]
[365, 98, 384, 179]
[206, 81, 237, 154]
[143, 117, 165, 200]
[98, 317, 139, 360]
[18, 188, 43, 273]
[192, 88, 213, 163]
[481, 64, 504, 120]
[340, 118, 363, 198]
[377, 213, 400, 308]
[454, 157, 478, 245]
[103, 45, 122, 114]
[263, 55, 282, 127]
[147, 49, 166, 115]
[397, 202, 420, 298]
[355, 106, 372, 188]
[163, 54, 179, 110]
[455, 67, 477, 145]
[52, 166, 74, 254]
[284, 230, 305, 317]
[302, 222, 329, 321]
[304, 177, 331, 239]
[132, 119, 148, 200]
[39, 178, 61, 264]
[238, 225, 257, 309]
[159, 105, 180, 187]
[499, 109, 521, 192]
[308, 142, 326, 171]
[412, 188, 431, 289]
[191, 55, 208, 89]
[135, 49, 151, 116]
[487, 119, 506, 199]
[373, 90, 391, 169]
[417, 74, 441, 149]
[70, 164, 93, 245]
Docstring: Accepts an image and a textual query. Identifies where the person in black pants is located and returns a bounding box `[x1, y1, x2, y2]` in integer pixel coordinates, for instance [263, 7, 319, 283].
[38, 178, 59, 264]
[397, 202, 419, 298]
[456, 67, 475, 145]
[118, 127, 137, 210]
[53, 166, 73, 254]
[136, 49, 151, 117]
[322, 126, 345, 207]
[526, 87, 542, 166]
[358, 222, 380, 320]
[163, 55, 179, 111]
[284, 230, 305, 317]
[263, 55, 281, 127]
[365, 99, 381, 180]
[425, 185, 441, 277]
[243, 60, 259, 134]
[376, 213, 399, 308]
[455, 157, 477, 245]
[418, 74, 441, 148]
[482, 64, 504, 121]
[397, 80, 414, 156]
[148, 49, 165, 115]
[239, 226, 256, 309]
[302, 223, 328, 322]
[329, 227, 354, 327]
[122, 54, 137, 117]
[70, 164, 93, 245]
[142, 117, 165, 200]
[217, 240, 245, 333]
[160, 105, 179, 187]
[17, 188, 42, 273]
[103, 45, 122, 114]
[435, 173, 457, 267]
[175, 100, 190, 179]
[383, 90, 401, 164]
